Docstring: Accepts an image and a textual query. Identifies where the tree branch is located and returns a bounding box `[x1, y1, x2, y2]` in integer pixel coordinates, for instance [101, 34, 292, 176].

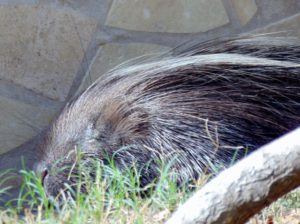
[166, 128, 300, 224]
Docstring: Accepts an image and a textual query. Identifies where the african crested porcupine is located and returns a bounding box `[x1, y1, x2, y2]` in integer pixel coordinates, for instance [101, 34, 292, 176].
[34, 36, 300, 198]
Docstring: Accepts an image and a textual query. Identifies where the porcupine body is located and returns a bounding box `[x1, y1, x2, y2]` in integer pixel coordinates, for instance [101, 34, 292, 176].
[34, 36, 300, 197]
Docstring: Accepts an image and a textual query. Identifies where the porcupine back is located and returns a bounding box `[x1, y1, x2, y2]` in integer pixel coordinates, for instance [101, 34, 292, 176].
[36, 36, 300, 196]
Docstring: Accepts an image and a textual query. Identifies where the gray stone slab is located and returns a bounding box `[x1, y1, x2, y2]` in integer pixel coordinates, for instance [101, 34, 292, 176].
[255, 0, 300, 21]
[254, 13, 300, 37]
[53, 0, 112, 21]
[231, 0, 257, 26]
[0, 0, 37, 4]
[91, 42, 170, 80]
[0, 96, 57, 155]
[0, 5, 97, 101]
[76, 42, 171, 94]
[105, 0, 229, 33]
[0, 79, 62, 108]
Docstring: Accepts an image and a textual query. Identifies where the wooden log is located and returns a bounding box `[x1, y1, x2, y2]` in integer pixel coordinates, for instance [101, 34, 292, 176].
[166, 128, 300, 224]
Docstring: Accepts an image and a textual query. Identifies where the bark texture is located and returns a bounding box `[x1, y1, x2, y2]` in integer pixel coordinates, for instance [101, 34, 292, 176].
[166, 128, 300, 224]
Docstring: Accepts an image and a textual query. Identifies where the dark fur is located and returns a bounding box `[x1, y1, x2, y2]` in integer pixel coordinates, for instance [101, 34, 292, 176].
[34, 36, 300, 198]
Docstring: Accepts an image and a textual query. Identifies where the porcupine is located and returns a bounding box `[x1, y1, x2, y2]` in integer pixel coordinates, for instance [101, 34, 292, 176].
[34, 36, 300, 198]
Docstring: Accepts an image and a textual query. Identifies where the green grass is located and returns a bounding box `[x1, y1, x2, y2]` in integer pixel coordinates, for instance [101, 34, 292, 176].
[1, 156, 300, 224]
[0, 158, 207, 224]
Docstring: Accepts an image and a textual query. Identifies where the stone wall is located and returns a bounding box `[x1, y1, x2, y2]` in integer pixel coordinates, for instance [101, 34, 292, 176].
[0, 0, 300, 200]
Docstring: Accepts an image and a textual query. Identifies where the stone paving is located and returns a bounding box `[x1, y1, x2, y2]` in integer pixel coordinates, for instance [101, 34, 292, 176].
[0, 0, 299, 201]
